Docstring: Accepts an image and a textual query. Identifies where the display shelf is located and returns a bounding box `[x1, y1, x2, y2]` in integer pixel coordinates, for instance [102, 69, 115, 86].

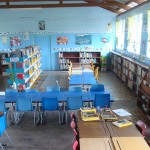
[137, 71, 150, 121]
[6, 45, 42, 90]
[58, 52, 101, 70]
[111, 51, 149, 94]
[0, 52, 12, 76]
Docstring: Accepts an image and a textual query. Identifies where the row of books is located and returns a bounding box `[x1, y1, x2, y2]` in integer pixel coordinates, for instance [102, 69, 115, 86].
[80, 107, 132, 128]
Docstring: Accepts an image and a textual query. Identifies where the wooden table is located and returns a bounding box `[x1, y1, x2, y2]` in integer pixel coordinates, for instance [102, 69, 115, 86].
[112, 137, 150, 150]
[106, 122, 143, 137]
[80, 138, 115, 150]
[78, 121, 110, 138]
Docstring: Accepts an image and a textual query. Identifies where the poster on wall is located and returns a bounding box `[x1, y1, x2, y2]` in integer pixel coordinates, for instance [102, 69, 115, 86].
[39, 21, 45, 30]
[100, 35, 110, 43]
[57, 36, 68, 45]
[1, 35, 8, 44]
[76, 34, 92, 45]
[10, 37, 21, 46]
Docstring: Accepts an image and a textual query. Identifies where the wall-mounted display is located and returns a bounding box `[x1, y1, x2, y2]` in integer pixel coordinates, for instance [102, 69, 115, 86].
[57, 36, 68, 45]
[10, 37, 21, 46]
[39, 21, 45, 30]
[76, 34, 92, 45]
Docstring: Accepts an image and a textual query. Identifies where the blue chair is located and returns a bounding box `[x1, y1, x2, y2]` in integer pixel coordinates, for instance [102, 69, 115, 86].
[25, 88, 38, 92]
[0, 101, 13, 126]
[5, 89, 17, 93]
[0, 115, 13, 150]
[15, 97, 37, 125]
[90, 84, 104, 91]
[94, 94, 110, 108]
[46, 86, 60, 92]
[68, 86, 82, 92]
[65, 96, 82, 124]
[41, 97, 61, 124]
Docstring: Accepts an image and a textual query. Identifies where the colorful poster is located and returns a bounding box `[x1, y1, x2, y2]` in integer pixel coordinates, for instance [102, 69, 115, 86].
[57, 36, 68, 45]
[10, 37, 21, 46]
[76, 34, 92, 45]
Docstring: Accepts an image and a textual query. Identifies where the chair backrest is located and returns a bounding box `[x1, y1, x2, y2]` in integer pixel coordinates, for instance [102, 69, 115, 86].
[73, 140, 79, 150]
[94, 94, 110, 108]
[42, 97, 58, 111]
[70, 112, 76, 120]
[0, 101, 6, 112]
[69, 86, 82, 92]
[135, 120, 147, 133]
[67, 96, 82, 110]
[6, 89, 17, 92]
[16, 97, 33, 111]
[46, 86, 60, 92]
[0, 115, 7, 136]
[90, 84, 104, 91]
[70, 120, 76, 129]
[25, 88, 38, 92]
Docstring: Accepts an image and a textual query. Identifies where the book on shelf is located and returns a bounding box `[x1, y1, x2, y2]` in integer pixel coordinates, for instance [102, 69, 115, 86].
[112, 119, 132, 128]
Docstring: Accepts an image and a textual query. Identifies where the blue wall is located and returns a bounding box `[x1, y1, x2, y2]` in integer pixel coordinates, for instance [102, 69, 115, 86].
[0, 7, 117, 70]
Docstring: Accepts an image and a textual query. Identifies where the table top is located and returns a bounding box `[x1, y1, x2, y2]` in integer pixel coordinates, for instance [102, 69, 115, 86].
[78, 121, 110, 138]
[106, 122, 143, 137]
[112, 137, 150, 150]
[80, 138, 115, 150]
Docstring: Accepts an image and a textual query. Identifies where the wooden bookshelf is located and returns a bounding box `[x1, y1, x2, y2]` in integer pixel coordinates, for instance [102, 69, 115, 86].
[111, 51, 149, 94]
[58, 52, 101, 70]
[137, 71, 150, 121]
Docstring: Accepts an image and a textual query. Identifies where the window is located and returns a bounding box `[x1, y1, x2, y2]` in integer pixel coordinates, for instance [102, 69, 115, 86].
[116, 19, 125, 50]
[147, 10, 150, 58]
[127, 14, 143, 54]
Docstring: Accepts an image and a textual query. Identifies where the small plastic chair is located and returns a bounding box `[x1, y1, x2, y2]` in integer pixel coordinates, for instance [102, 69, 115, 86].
[73, 140, 79, 150]
[135, 120, 150, 137]
[68, 86, 82, 92]
[90, 84, 104, 91]
[46, 86, 60, 92]
[41, 97, 61, 124]
[25, 88, 38, 92]
[70, 112, 77, 123]
[0, 101, 13, 126]
[70, 120, 76, 130]
[0, 114, 13, 150]
[94, 93, 110, 108]
[65, 96, 82, 124]
[15, 97, 37, 125]
[5, 89, 17, 93]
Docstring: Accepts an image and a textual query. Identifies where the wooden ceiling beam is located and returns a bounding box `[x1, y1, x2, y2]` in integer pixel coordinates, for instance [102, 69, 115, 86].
[129, 0, 145, 4]
[104, 1, 131, 10]
[86, 1, 120, 14]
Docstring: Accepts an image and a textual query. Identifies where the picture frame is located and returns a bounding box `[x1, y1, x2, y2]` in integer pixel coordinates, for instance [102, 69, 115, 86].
[57, 36, 68, 45]
[39, 21, 45, 30]
[76, 34, 92, 45]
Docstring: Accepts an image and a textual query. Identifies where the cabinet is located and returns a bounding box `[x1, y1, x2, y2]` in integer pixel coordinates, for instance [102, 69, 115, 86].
[0, 52, 12, 76]
[111, 52, 149, 94]
[137, 71, 150, 121]
[6, 46, 42, 90]
[58, 52, 101, 70]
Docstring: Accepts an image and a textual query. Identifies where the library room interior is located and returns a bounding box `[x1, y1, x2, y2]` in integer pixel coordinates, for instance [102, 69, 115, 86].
[0, 0, 150, 150]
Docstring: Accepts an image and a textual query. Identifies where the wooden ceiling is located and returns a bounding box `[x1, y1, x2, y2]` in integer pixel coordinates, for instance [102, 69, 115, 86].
[0, 0, 148, 14]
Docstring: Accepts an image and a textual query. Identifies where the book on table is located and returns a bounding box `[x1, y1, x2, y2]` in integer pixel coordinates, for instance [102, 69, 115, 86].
[80, 107, 96, 113]
[100, 108, 118, 120]
[112, 119, 132, 128]
[81, 111, 99, 121]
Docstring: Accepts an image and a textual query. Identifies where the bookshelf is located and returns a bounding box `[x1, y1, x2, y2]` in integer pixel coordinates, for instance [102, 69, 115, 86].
[6, 46, 42, 90]
[137, 71, 150, 121]
[0, 52, 12, 76]
[111, 51, 149, 94]
[58, 52, 101, 70]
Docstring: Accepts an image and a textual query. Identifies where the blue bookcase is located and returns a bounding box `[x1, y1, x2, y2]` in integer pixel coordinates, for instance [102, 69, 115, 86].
[6, 45, 42, 90]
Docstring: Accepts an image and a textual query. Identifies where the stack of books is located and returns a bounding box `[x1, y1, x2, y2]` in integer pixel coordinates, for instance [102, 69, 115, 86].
[80, 107, 99, 121]
[112, 119, 132, 128]
[100, 108, 118, 121]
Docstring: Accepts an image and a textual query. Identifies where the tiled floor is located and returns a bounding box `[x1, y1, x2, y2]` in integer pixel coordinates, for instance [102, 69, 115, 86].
[0, 71, 149, 150]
